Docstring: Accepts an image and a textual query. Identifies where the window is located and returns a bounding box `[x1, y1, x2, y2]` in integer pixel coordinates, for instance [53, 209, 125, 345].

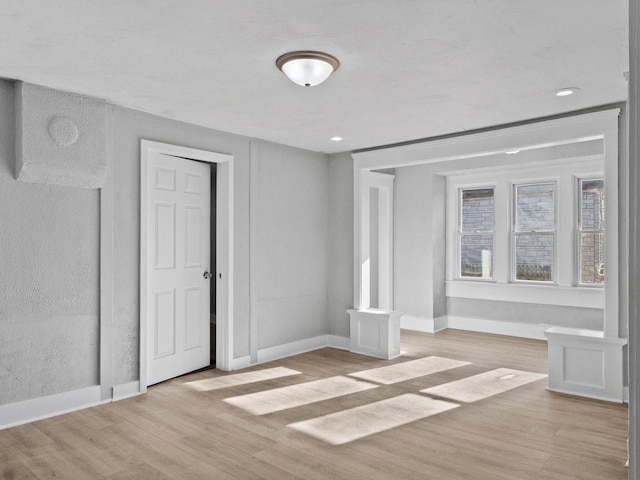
[458, 188, 494, 279]
[513, 183, 556, 283]
[446, 158, 606, 305]
[578, 178, 605, 285]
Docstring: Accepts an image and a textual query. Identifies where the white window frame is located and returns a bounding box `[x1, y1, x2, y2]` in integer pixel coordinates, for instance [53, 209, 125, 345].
[457, 186, 496, 281]
[577, 176, 605, 287]
[445, 160, 604, 308]
[511, 181, 558, 285]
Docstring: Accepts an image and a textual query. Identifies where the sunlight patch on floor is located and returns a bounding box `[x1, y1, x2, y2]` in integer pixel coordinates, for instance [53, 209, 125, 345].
[288, 393, 459, 445]
[183, 367, 301, 391]
[421, 368, 547, 403]
[224, 376, 378, 415]
[348, 356, 471, 385]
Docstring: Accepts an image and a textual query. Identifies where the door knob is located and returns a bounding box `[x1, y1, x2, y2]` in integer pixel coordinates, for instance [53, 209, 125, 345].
[203, 271, 213, 279]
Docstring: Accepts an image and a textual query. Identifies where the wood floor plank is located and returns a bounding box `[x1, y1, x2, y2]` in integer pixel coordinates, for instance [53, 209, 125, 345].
[0, 330, 628, 479]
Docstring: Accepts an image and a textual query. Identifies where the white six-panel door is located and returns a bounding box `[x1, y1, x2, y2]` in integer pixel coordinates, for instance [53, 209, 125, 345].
[146, 152, 211, 385]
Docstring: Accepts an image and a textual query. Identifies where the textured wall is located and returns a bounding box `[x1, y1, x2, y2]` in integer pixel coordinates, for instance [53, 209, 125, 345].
[15, 83, 107, 188]
[0, 80, 100, 405]
[256, 142, 329, 349]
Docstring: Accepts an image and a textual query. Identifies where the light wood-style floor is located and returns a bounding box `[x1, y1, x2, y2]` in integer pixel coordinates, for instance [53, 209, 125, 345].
[0, 329, 629, 479]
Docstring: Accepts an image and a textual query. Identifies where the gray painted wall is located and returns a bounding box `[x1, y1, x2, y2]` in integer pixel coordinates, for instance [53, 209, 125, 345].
[394, 166, 447, 320]
[328, 153, 353, 338]
[255, 141, 329, 349]
[447, 298, 604, 330]
[0, 80, 100, 404]
[0, 78, 332, 405]
[394, 164, 432, 318]
[109, 105, 331, 383]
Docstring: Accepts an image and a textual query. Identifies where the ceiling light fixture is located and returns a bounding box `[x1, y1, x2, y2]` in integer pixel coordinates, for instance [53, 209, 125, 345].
[330, 136, 343, 142]
[276, 51, 340, 87]
[555, 87, 580, 97]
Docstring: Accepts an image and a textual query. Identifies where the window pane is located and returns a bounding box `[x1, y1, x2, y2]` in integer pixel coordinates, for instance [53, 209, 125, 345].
[580, 233, 605, 285]
[460, 234, 493, 279]
[515, 233, 554, 281]
[461, 188, 494, 231]
[581, 179, 604, 231]
[515, 184, 555, 231]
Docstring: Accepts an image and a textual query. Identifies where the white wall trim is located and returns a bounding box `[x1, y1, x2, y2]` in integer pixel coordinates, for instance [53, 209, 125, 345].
[625, 386, 630, 404]
[227, 335, 350, 371]
[445, 281, 605, 309]
[445, 315, 550, 340]
[358, 171, 395, 310]
[327, 335, 350, 350]
[229, 355, 252, 371]
[0, 386, 106, 430]
[401, 314, 448, 333]
[112, 381, 141, 401]
[257, 335, 330, 364]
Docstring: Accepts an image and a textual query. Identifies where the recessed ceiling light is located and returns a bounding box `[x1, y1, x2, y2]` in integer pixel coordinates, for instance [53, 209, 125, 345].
[330, 136, 343, 142]
[276, 51, 340, 87]
[505, 149, 521, 155]
[555, 87, 580, 97]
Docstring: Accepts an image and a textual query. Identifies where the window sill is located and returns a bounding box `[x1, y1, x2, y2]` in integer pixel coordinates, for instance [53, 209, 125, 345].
[445, 281, 604, 309]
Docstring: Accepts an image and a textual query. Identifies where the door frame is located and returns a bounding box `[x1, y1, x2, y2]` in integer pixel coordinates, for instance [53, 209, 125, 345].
[140, 140, 234, 391]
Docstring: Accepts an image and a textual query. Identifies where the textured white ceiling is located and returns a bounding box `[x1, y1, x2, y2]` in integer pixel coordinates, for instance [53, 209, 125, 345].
[0, 0, 629, 153]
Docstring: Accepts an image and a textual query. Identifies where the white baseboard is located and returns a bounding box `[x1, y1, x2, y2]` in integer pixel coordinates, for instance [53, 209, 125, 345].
[227, 334, 350, 371]
[229, 355, 252, 370]
[327, 334, 350, 350]
[257, 335, 329, 364]
[445, 315, 549, 340]
[0, 386, 107, 430]
[401, 314, 448, 333]
[112, 381, 141, 401]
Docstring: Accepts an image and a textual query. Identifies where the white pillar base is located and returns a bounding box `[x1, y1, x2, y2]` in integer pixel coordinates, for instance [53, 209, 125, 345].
[545, 326, 627, 403]
[348, 308, 402, 360]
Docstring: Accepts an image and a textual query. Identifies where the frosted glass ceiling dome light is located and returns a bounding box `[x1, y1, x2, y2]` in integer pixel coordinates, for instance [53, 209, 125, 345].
[276, 51, 340, 87]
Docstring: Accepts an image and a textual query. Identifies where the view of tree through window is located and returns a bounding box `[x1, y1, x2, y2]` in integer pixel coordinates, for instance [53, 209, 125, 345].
[514, 183, 555, 282]
[459, 188, 494, 278]
[579, 179, 605, 285]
